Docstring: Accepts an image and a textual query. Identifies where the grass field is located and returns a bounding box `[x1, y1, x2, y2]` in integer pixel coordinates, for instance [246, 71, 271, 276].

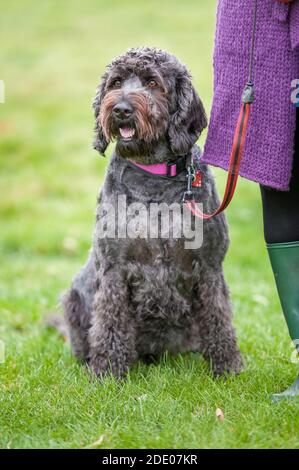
[1, 0, 299, 449]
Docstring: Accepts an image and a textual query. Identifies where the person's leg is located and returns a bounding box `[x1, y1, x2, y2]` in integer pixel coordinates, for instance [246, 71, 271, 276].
[260, 154, 299, 244]
[260, 137, 299, 400]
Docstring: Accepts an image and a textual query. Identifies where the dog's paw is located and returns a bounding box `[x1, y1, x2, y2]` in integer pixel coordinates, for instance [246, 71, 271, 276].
[212, 352, 244, 377]
[88, 355, 130, 380]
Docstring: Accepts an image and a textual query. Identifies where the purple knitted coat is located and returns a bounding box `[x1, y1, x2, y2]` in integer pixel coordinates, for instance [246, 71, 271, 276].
[202, 0, 299, 190]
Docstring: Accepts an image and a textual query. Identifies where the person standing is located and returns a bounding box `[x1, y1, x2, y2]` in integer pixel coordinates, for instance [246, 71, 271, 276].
[202, 0, 299, 399]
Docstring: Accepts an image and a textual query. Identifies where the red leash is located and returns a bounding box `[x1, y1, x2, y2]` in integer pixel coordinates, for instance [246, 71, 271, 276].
[185, 97, 252, 220]
[185, 0, 257, 220]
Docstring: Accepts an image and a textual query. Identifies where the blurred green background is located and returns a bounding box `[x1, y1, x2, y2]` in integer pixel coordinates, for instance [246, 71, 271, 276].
[1, 0, 298, 449]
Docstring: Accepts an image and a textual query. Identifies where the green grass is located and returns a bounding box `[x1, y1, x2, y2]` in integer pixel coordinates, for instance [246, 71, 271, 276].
[1, 0, 299, 449]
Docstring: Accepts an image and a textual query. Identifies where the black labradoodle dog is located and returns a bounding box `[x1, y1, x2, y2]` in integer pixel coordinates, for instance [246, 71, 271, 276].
[62, 47, 243, 378]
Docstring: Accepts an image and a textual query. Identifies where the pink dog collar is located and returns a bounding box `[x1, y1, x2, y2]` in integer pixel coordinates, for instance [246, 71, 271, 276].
[128, 154, 189, 178]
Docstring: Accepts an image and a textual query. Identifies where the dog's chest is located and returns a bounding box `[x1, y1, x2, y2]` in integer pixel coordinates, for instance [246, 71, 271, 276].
[128, 242, 196, 351]
[124, 238, 195, 324]
[95, 163, 200, 303]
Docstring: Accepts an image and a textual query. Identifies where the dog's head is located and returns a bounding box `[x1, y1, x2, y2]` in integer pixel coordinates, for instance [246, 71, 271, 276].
[93, 47, 207, 161]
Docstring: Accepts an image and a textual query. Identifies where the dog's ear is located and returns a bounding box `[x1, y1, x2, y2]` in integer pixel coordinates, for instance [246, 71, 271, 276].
[93, 73, 109, 155]
[168, 74, 207, 156]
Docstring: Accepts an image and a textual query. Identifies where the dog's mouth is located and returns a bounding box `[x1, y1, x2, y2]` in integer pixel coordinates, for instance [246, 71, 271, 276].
[119, 126, 136, 141]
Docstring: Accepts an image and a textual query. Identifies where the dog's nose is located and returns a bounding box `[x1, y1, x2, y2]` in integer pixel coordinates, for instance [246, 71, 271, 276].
[112, 102, 133, 120]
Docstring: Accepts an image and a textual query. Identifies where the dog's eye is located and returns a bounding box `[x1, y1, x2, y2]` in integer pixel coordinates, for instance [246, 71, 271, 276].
[112, 79, 122, 88]
[148, 79, 158, 88]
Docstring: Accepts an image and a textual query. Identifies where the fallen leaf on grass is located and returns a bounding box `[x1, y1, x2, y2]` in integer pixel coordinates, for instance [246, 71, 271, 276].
[137, 394, 148, 402]
[90, 434, 106, 448]
[215, 408, 225, 421]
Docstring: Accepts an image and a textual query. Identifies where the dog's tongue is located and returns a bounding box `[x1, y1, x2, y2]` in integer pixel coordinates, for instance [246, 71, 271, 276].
[119, 127, 135, 139]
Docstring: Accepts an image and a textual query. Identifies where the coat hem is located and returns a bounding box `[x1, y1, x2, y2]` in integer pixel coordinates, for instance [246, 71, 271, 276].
[200, 156, 290, 192]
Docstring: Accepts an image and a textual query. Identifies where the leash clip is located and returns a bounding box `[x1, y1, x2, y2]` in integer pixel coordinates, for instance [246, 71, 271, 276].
[183, 165, 195, 202]
[242, 81, 255, 104]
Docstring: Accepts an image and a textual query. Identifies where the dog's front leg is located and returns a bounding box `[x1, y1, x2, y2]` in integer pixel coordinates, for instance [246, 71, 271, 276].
[88, 269, 137, 379]
[194, 271, 243, 376]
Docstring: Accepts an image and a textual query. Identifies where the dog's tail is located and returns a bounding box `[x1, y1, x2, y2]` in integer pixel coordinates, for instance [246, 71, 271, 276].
[44, 313, 69, 342]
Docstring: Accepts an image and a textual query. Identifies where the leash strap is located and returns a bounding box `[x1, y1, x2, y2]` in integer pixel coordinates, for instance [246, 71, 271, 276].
[185, 0, 257, 220]
[185, 97, 252, 220]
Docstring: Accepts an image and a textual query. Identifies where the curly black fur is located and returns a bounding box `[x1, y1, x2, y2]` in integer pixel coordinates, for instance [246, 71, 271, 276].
[62, 47, 243, 378]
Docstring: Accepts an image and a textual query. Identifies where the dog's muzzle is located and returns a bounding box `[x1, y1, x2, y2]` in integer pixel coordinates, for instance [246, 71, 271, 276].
[112, 101, 136, 141]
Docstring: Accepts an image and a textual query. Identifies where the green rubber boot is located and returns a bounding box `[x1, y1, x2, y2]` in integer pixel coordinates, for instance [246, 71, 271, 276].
[267, 241, 299, 402]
